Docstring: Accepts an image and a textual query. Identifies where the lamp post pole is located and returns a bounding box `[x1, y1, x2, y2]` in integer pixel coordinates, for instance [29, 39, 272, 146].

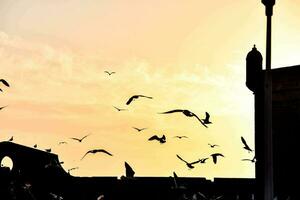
[261, 0, 275, 199]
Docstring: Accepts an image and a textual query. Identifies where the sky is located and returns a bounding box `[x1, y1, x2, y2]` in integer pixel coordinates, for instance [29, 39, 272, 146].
[1, 0, 300, 179]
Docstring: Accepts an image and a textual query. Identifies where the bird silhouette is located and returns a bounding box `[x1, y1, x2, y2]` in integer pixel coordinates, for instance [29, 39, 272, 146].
[33, 144, 37, 148]
[148, 135, 166, 143]
[241, 136, 253, 153]
[159, 109, 208, 128]
[132, 127, 147, 132]
[125, 161, 135, 178]
[199, 157, 209, 163]
[58, 141, 67, 145]
[176, 154, 201, 169]
[202, 112, 212, 124]
[0, 106, 7, 110]
[242, 156, 256, 163]
[70, 134, 90, 143]
[8, 136, 13, 142]
[210, 153, 224, 164]
[81, 149, 113, 160]
[67, 167, 79, 174]
[104, 71, 116, 76]
[126, 95, 153, 105]
[0, 79, 10, 87]
[173, 136, 188, 139]
[113, 106, 127, 111]
[208, 143, 219, 148]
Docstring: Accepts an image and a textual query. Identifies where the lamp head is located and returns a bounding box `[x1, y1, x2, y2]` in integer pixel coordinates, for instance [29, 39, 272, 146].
[261, 0, 276, 16]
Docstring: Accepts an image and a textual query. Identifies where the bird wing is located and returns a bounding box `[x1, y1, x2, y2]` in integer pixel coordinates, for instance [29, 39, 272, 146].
[104, 71, 110, 74]
[138, 95, 153, 99]
[190, 159, 201, 165]
[159, 109, 184, 114]
[211, 155, 217, 164]
[125, 162, 135, 177]
[126, 96, 136, 105]
[80, 134, 90, 141]
[95, 149, 113, 156]
[205, 112, 210, 120]
[192, 113, 208, 128]
[148, 135, 160, 141]
[0, 79, 10, 87]
[162, 135, 166, 141]
[241, 159, 252, 161]
[241, 136, 249, 148]
[81, 151, 91, 160]
[176, 154, 188, 164]
[70, 137, 80, 142]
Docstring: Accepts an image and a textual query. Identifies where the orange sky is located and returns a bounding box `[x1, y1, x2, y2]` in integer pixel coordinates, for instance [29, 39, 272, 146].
[1, 0, 300, 179]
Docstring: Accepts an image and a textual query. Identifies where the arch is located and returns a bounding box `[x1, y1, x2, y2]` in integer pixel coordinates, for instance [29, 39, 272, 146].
[0, 156, 14, 171]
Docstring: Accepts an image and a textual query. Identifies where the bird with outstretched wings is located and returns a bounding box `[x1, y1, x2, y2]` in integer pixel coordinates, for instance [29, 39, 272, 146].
[104, 71, 116, 76]
[176, 154, 201, 169]
[148, 135, 166, 143]
[159, 109, 208, 128]
[210, 153, 224, 164]
[126, 95, 153, 105]
[70, 134, 90, 143]
[81, 149, 113, 160]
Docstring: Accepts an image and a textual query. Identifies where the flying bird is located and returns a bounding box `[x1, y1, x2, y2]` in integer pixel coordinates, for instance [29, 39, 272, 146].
[125, 162, 135, 178]
[202, 112, 212, 124]
[148, 135, 166, 144]
[173, 136, 188, 139]
[81, 149, 113, 160]
[242, 156, 256, 163]
[208, 143, 219, 148]
[113, 106, 127, 112]
[0, 106, 7, 110]
[70, 134, 90, 143]
[210, 153, 224, 164]
[241, 136, 253, 153]
[176, 154, 201, 169]
[126, 95, 153, 105]
[58, 141, 67, 145]
[132, 127, 147, 132]
[0, 79, 10, 87]
[159, 109, 208, 128]
[104, 71, 116, 76]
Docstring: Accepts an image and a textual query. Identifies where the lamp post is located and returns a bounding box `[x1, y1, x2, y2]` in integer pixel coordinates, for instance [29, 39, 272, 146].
[261, 0, 275, 200]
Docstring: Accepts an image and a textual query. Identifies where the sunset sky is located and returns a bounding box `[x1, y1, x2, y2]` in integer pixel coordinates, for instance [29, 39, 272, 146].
[1, 0, 300, 179]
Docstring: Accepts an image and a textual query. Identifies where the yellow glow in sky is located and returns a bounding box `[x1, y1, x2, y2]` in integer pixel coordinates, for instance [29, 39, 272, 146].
[1, 0, 300, 179]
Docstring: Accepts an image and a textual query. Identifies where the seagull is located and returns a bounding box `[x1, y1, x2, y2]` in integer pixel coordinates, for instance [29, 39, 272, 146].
[113, 106, 127, 112]
[104, 71, 116, 76]
[202, 112, 212, 124]
[199, 157, 209, 163]
[0, 79, 10, 87]
[58, 141, 67, 145]
[210, 153, 224, 164]
[81, 149, 113, 160]
[126, 95, 153, 105]
[241, 136, 253, 153]
[0, 106, 7, 110]
[159, 109, 208, 128]
[176, 154, 201, 169]
[242, 156, 256, 163]
[132, 127, 147, 132]
[125, 161, 135, 178]
[70, 134, 90, 143]
[67, 167, 79, 174]
[8, 136, 13, 142]
[173, 136, 188, 139]
[208, 143, 219, 148]
[148, 135, 166, 144]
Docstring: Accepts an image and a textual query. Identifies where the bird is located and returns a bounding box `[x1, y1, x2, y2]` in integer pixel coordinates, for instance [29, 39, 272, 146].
[148, 135, 166, 144]
[202, 112, 212, 124]
[125, 161, 135, 178]
[70, 134, 90, 143]
[45, 148, 51, 153]
[0, 79, 10, 87]
[8, 136, 13, 142]
[199, 157, 209, 163]
[104, 71, 115, 76]
[241, 136, 253, 153]
[159, 109, 208, 128]
[67, 167, 79, 174]
[58, 141, 67, 145]
[126, 95, 153, 105]
[210, 153, 224, 164]
[173, 136, 188, 139]
[113, 106, 127, 112]
[242, 156, 256, 163]
[81, 149, 113, 160]
[132, 127, 147, 132]
[176, 154, 201, 169]
[208, 143, 219, 148]
[0, 106, 7, 110]
[33, 144, 37, 148]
